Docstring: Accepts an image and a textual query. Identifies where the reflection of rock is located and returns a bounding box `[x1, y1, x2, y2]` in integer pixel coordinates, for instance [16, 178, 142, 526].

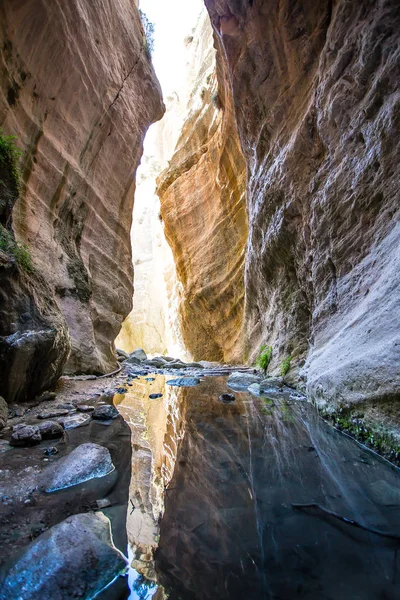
[41, 443, 114, 493]
[116, 376, 186, 582]
[1, 512, 127, 600]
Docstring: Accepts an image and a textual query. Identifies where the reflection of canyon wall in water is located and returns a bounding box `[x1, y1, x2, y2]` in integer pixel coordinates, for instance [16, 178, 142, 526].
[157, 11, 248, 363]
[115, 377, 186, 582]
[0, 0, 164, 402]
[202, 0, 400, 410]
[155, 379, 400, 599]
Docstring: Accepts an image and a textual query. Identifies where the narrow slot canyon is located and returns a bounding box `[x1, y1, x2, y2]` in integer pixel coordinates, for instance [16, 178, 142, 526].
[0, 1, 399, 599]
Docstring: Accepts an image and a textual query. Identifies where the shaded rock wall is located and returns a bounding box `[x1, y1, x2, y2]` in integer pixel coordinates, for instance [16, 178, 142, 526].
[204, 0, 400, 407]
[0, 0, 164, 383]
[157, 12, 248, 363]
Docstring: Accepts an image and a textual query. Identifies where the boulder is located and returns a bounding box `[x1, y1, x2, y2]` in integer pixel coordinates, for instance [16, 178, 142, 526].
[0, 396, 8, 429]
[116, 348, 129, 360]
[10, 425, 42, 446]
[129, 348, 147, 362]
[38, 421, 64, 440]
[227, 372, 262, 390]
[260, 377, 284, 390]
[37, 409, 69, 419]
[1, 512, 127, 600]
[36, 391, 57, 402]
[76, 404, 95, 413]
[57, 414, 91, 430]
[92, 405, 119, 421]
[41, 442, 114, 493]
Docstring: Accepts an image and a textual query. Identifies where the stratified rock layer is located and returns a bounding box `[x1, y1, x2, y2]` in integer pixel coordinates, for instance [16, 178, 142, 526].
[0, 0, 164, 378]
[157, 13, 247, 363]
[204, 0, 400, 407]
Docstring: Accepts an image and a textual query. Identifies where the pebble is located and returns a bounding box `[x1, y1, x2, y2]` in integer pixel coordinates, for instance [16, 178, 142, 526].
[149, 393, 163, 400]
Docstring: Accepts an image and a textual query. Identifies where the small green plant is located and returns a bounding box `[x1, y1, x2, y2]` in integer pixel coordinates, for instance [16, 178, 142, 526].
[280, 355, 292, 377]
[0, 129, 22, 208]
[139, 9, 155, 58]
[0, 225, 33, 272]
[256, 344, 272, 373]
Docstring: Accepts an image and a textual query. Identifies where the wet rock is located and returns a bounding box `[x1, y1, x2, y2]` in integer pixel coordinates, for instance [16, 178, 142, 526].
[44, 446, 58, 456]
[116, 348, 129, 360]
[38, 421, 64, 440]
[10, 426, 42, 446]
[167, 361, 188, 370]
[57, 403, 75, 410]
[41, 443, 114, 492]
[76, 404, 94, 413]
[1, 512, 127, 600]
[227, 371, 262, 390]
[260, 377, 284, 390]
[145, 377, 156, 382]
[57, 414, 92, 430]
[0, 396, 8, 430]
[219, 393, 235, 404]
[166, 378, 201, 387]
[115, 387, 127, 394]
[186, 362, 204, 369]
[35, 391, 57, 402]
[126, 356, 142, 365]
[92, 405, 119, 421]
[144, 358, 166, 368]
[37, 408, 70, 419]
[130, 348, 147, 362]
[149, 393, 163, 400]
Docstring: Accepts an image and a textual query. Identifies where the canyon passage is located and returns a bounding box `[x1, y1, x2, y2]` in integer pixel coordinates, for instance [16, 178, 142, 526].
[0, 1, 400, 599]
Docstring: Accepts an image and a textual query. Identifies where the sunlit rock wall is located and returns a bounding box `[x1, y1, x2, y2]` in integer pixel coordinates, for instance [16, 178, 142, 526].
[0, 0, 164, 379]
[157, 11, 248, 363]
[204, 0, 400, 408]
[115, 153, 188, 359]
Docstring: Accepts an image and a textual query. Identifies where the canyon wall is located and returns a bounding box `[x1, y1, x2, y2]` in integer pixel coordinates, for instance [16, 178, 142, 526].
[157, 12, 248, 363]
[0, 0, 164, 400]
[204, 0, 400, 408]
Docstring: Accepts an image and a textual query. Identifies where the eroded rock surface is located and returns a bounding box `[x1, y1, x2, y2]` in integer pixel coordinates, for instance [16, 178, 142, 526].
[204, 0, 400, 408]
[0, 0, 164, 383]
[157, 11, 247, 363]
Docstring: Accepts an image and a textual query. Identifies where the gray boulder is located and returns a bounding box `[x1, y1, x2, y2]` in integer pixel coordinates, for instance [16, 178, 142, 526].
[227, 371, 262, 390]
[260, 377, 284, 390]
[129, 348, 147, 362]
[41, 442, 114, 493]
[92, 405, 119, 421]
[57, 414, 91, 430]
[10, 425, 42, 446]
[38, 421, 64, 440]
[37, 408, 69, 419]
[116, 348, 129, 360]
[0, 396, 7, 429]
[36, 391, 57, 402]
[1, 512, 127, 600]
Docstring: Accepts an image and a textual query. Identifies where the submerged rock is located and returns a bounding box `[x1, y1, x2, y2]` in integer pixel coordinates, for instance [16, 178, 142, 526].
[0, 396, 8, 429]
[1, 512, 127, 600]
[219, 393, 236, 404]
[41, 442, 114, 493]
[10, 426, 42, 446]
[166, 378, 201, 387]
[92, 405, 119, 421]
[227, 372, 262, 390]
[38, 421, 64, 440]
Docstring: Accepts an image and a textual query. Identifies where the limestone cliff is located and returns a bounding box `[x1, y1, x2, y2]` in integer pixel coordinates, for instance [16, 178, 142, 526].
[157, 12, 248, 363]
[204, 0, 400, 408]
[0, 0, 164, 394]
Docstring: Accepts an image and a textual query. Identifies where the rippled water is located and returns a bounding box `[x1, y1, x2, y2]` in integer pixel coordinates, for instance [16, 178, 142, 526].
[116, 374, 400, 600]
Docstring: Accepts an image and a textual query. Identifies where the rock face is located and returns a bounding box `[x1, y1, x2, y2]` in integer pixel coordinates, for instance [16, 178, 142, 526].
[1, 512, 127, 600]
[0, 1, 164, 383]
[157, 11, 248, 363]
[204, 0, 400, 408]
